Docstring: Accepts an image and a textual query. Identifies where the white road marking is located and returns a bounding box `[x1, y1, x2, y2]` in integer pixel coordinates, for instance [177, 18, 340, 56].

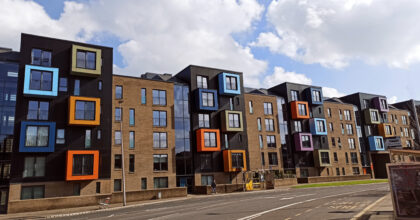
[279, 193, 316, 200]
[350, 194, 389, 220]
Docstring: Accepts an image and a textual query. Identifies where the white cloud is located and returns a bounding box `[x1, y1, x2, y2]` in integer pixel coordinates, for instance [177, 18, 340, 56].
[322, 87, 346, 98]
[252, 0, 420, 69]
[263, 66, 312, 87]
[388, 96, 398, 104]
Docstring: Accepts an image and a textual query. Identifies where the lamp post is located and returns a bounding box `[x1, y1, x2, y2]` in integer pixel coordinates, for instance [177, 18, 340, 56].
[119, 100, 127, 206]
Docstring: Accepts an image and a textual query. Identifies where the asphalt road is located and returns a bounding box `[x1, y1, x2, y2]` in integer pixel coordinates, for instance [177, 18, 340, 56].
[57, 183, 389, 220]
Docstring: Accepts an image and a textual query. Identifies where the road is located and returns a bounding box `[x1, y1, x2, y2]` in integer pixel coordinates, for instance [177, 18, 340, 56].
[57, 183, 389, 220]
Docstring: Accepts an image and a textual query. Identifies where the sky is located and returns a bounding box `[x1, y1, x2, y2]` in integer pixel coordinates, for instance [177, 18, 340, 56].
[1, 0, 420, 103]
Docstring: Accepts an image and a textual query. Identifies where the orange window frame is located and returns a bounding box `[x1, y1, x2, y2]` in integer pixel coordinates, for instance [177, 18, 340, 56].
[69, 96, 101, 126]
[378, 123, 393, 138]
[196, 129, 221, 152]
[291, 101, 310, 119]
[66, 150, 99, 181]
[223, 150, 247, 172]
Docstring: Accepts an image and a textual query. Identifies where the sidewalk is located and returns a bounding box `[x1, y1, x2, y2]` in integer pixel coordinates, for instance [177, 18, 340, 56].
[357, 193, 394, 220]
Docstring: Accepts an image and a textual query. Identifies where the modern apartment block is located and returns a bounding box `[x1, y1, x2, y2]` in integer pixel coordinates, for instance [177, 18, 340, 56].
[8, 34, 113, 209]
[393, 99, 420, 149]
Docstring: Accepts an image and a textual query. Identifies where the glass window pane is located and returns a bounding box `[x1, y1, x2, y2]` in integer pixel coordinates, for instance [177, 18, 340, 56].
[41, 71, 52, 91]
[31, 49, 41, 65]
[74, 80, 80, 96]
[29, 70, 41, 90]
[76, 51, 86, 68]
[39, 102, 49, 120]
[85, 129, 91, 148]
[35, 157, 45, 177]
[37, 127, 49, 146]
[41, 51, 51, 67]
[86, 52, 96, 69]
[27, 101, 38, 120]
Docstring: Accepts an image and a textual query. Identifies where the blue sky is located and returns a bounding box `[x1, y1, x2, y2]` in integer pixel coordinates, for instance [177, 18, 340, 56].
[10, 0, 420, 102]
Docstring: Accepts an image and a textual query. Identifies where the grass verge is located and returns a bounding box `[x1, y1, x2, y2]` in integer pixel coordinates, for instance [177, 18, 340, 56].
[291, 179, 388, 189]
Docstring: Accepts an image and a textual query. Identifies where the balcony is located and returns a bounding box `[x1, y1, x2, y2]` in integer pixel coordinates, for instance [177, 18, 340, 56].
[195, 89, 218, 111]
[223, 150, 247, 172]
[378, 123, 394, 138]
[68, 96, 101, 126]
[221, 110, 243, 132]
[368, 136, 385, 151]
[71, 45, 102, 77]
[218, 73, 241, 95]
[290, 101, 310, 120]
[23, 65, 59, 97]
[305, 87, 323, 105]
[372, 97, 389, 112]
[19, 121, 56, 152]
[294, 133, 313, 151]
[364, 108, 380, 124]
[309, 118, 328, 135]
[66, 150, 99, 181]
[196, 129, 220, 152]
[314, 149, 331, 167]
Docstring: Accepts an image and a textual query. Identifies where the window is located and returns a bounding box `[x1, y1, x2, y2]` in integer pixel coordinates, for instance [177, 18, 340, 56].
[402, 115, 407, 125]
[72, 154, 94, 176]
[385, 125, 392, 136]
[337, 137, 342, 148]
[115, 86, 122, 99]
[201, 175, 214, 186]
[412, 129, 416, 139]
[336, 168, 340, 176]
[331, 137, 336, 147]
[224, 134, 229, 149]
[329, 123, 334, 132]
[404, 128, 409, 137]
[366, 125, 372, 136]
[59, 77, 67, 92]
[339, 110, 343, 120]
[202, 92, 214, 107]
[229, 98, 233, 110]
[76, 50, 96, 69]
[382, 113, 388, 123]
[346, 124, 353, 135]
[312, 90, 321, 102]
[129, 109, 135, 126]
[352, 167, 360, 175]
[261, 153, 265, 166]
[97, 129, 101, 140]
[348, 138, 356, 149]
[371, 110, 379, 122]
[394, 127, 397, 136]
[98, 80, 102, 91]
[342, 168, 346, 176]
[23, 156, 45, 177]
[200, 154, 212, 170]
[114, 131, 121, 145]
[327, 108, 332, 117]
[31, 49, 51, 66]
[334, 152, 338, 162]
[406, 140, 412, 148]
[264, 102, 273, 115]
[114, 154, 122, 169]
[153, 111, 167, 127]
[401, 127, 404, 137]
[257, 118, 262, 131]
[141, 178, 147, 190]
[56, 129, 65, 144]
[85, 129, 91, 148]
[249, 101, 253, 114]
[344, 110, 351, 120]
[294, 121, 302, 132]
[291, 90, 298, 101]
[259, 135, 263, 148]
[380, 99, 387, 110]
[204, 132, 217, 147]
[129, 131, 135, 149]
[351, 152, 358, 164]
[129, 155, 135, 173]
[115, 108, 122, 121]
[25, 126, 49, 147]
[141, 88, 146, 104]
[197, 75, 208, 89]
[153, 154, 168, 171]
[231, 153, 244, 168]
[27, 101, 49, 120]
[152, 90, 166, 106]
[75, 101, 95, 120]
[29, 70, 52, 91]
[267, 135, 276, 148]
[228, 113, 241, 128]
[317, 120, 326, 133]
[375, 138, 384, 149]
[301, 135, 311, 148]
[73, 79, 80, 95]
[21, 186, 44, 200]
[96, 182, 101, 194]
[198, 114, 210, 128]
[394, 115, 398, 124]
[154, 177, 168, 188]
[363, 99, 370, 108]
[225, 76, 237, 90]
[73, 183, 81, 196]
[268, 153, 278, 165]
[345, 153, 349, 164]
[153, 132, 167, 149]
[321, 152, 330, 164]
[114, 179, 121, 192]
[265, 119, 275, 131]
[298, 104, 307, 116]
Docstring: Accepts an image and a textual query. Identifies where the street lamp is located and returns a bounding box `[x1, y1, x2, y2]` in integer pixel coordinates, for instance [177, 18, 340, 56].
[119, 100, 127, 206]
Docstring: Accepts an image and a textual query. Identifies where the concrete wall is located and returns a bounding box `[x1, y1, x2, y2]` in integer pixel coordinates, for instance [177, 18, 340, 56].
[273, 178, 298, 188]
[297, 174, 371, 184]
[192, 184, 243, 195]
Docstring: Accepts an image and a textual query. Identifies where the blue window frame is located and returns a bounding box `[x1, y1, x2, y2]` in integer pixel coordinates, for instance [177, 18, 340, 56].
[368, 136, 385, 151]
[310, 118, 328, 135]
[23, 65, 58, 97]
[19, 121, 56, 152]
[196, 89, 218, 111]
[218, 73, 240, 95]
[308, 88, 323, 105]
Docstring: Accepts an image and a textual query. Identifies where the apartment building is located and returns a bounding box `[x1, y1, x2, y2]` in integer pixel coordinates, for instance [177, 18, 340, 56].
[393, 100, 420, 149]
[8, 34, 113, 209]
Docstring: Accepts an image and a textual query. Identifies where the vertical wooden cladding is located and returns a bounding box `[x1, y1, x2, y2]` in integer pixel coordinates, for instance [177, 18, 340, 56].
[68, 96, 101, 126]
[196, 129, 221, 152]
[290, 101, 310, 119]
[66, 150, 99, 181]
[223, 150, 247, 172]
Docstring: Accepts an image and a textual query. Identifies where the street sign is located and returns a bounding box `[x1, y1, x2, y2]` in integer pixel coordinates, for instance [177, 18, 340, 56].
[387, 163, 420, 219]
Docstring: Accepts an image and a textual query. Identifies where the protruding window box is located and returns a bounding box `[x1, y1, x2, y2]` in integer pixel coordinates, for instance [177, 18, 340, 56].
[221, 110, 243, 132]
[373, 97, 389, 112]
[368, 136, 385, 151]
[314, 149, 331, 167]
[71, 45, 102, 77]
[309, 118, 328, 135]
[305, 87, 323, 105]
[218, 73, 241, 95]
[195, 89, 218, 111]
[19, 121, 56, 152]
[223, 150, 247, 172]
[364, 108, 380, 124]
[68, 96, 101, 126]
[23, 65, 58, 97]
[290, 101, 310, 120]
[66, 150, 99, 181]
[378, 123, 394, 138]
[196, 129, 220, 152]
[294, 133, 313, 151]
